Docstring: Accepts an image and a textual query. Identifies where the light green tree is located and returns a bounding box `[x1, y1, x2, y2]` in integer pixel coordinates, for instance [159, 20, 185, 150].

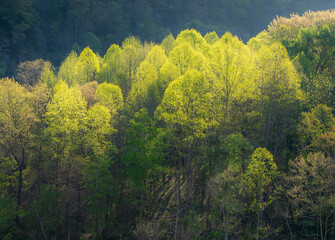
[241, 147, 280, 240]
[57, 51, 78, 86]
[128, 45, 168, 116]
[98, 44, 122, 84]
[45, 81, 87, 239]
[96, 82, 123, 121]
[0, 78, 37, 209]
[298, 104, 335, 152]
[156, 69, 220, 238]
[161, 33, 175, 55]
[38, 62, 57, 90]
[204, 31, 220, 45]
[117, 37, 154, 97]
[159, 41, 209, 95]
[210, 33, 253, 135]
[75, 47, 100, 85]
[173, 29, 211, 57]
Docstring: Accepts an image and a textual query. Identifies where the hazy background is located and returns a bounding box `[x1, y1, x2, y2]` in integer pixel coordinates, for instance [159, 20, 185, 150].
[0, 0, 335, 74]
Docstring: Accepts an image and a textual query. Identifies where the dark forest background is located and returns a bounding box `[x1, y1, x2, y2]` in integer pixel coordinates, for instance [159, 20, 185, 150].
[0, 0, 335, 75]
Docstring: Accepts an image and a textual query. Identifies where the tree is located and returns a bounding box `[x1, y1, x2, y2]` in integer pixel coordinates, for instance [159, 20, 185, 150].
[241, 148, 280, 239]
[128, 45, 168, 116]
[204, 31, 219, 45]
[0, 77, 37, 229]
[45, 81, 87, 239]
[222, 133, 253, 170]
[118, 37, 154, 98]
[38, 61, 57, 89]
[155, 69, 220, 238]
[57, 51, 78, 86]
[80, 81, 99, 108]
[159, 41, 208, 93]
[98, 44, 122, 84]
[286, 152, 335, 240]
[0, 0, 40, 64]
[80, 32, 102, 54]
[298, 104, 335, 152]
[210, 33, 253, 136]
[208, 165, 243, 240]
[0, 194, 24, 239]
[75, 47, 100, 85]
[122, 108, 163, 188]
[161, 33, 175, 55]
[96, 82, 123, 120]
[16, 59, 50, 86]
[84, 103, 113, 239]
[173, 29, 211, 57]
[252, 42, 302, 161]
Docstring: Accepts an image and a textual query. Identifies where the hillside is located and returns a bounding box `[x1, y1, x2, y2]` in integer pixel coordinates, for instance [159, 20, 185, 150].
[1, 9, 335, 240]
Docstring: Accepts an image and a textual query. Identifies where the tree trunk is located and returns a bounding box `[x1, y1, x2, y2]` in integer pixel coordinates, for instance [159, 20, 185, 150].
[174, 170, 181, 240]
[184, 144, 193, 240]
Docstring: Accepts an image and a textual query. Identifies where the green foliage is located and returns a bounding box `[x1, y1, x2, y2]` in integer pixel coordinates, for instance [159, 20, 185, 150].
[174, 29, 211, 57]
[1, 11, 335, 238]
[208, 165, 243, 238]
[252, 42, 302, 153]
[16, 59, 50, 86]
[38, 62, 57, 89]
[210, 34, 253, 133]
[85, 104, 113, 155]
[241, 148, 280, 213]
[128, 45, 168, 116]
[98, 44, 122, 84]
[223, 133, 253, 169]
[80, 32, 102, 54]
[75, 47, 100, 85]
[287, 152, 335, 238]
[204, 31, 219, 45]
[45, 82, 87, 140]
[57, 51, 78, 86]
[0, 194, 24, 239]
[96, 82, 123, 119]
[122, 108, 164, 187]
[0, 156, 17, 194]
[156, 69, 219, 142]
[298, 104, 335, 151]
[160, 33, 175, 55]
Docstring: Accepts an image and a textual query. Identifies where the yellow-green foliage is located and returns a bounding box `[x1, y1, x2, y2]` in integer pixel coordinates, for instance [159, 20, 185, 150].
[38, 62, 57, 89]
[160, 33, 175, 55]
[268, 9, 335, 41]
[57, 51, 78, 86]
[45, 82, 87, 138]
[241, 147, 280, 212]
[173, 29, 211, 57]
[252, 42, 302, 104]
[99, 44, 122, 84]
[128, 46, 168, 114]
[0, 78, 37, 144]
[156, 69, 220, 142]
[86, 103, 113, 155]
[204, 31, 220, 45]
[96, 82, 124, 118]
[75, 47, 100, 85]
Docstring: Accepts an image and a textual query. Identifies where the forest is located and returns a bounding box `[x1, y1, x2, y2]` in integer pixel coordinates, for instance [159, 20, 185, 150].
[1, 0, 335, 76]
[1, 6, 335, 240]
